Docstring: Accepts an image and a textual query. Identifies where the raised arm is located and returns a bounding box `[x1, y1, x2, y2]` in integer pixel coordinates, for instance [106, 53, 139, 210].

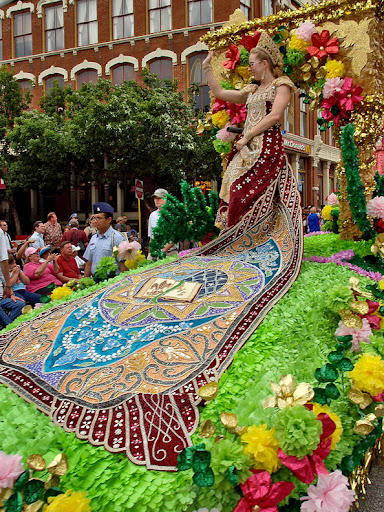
[203, 51, 249, 104]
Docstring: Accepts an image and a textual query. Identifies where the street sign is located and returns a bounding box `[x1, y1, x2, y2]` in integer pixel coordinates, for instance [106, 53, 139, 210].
[135, 179, 144, 200]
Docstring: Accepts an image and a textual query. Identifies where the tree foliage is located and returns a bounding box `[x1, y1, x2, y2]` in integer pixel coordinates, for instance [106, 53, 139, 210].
[3, 73, 222, 194]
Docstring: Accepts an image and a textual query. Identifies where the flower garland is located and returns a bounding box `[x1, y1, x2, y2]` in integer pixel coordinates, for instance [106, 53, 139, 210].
[0, 451, 91, 512]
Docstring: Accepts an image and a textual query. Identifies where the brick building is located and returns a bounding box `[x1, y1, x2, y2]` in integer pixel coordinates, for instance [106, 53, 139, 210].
[0, 0, 339, 228]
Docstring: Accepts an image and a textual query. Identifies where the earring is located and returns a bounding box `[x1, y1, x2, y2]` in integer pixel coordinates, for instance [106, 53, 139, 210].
[261, 70, 265, 80]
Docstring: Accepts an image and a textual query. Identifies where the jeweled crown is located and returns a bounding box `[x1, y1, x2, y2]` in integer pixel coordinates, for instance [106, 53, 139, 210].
[253, 31, 281, 66]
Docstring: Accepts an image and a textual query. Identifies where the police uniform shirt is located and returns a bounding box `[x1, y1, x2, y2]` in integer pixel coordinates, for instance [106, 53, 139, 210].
[83, 226, 124, 274]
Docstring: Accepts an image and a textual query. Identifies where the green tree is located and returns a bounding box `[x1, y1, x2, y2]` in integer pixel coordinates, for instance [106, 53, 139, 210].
[0, 65, 32, 233]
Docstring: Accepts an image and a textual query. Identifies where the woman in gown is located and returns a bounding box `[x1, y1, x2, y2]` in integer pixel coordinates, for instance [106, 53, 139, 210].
[202, 31, 297, 230]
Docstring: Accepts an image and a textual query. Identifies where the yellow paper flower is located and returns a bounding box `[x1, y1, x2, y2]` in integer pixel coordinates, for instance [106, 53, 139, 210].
[241, 424, 281, 474]
[324, 59, 346, 78]
[43, 490, 91, 512]
[50, 286, 73, 301]
[289, 34, 310, 52]
[378, 279, 384, 290]
[322, 204, 333, 221]
[262, 374, 314, 410]
[347, 353, 384, 396]
[312, 403, 343, 450]
[212, 110, 230, 129]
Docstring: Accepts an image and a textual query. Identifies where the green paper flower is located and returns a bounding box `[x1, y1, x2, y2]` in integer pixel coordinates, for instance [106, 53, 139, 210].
[210, 439, 252, 492]
[326, 285, 354, 313]
[240, 48, 250, 66]
[286, 50, 305, 67]
[213, 139, 233, 154]
[274, 405, 322, 458]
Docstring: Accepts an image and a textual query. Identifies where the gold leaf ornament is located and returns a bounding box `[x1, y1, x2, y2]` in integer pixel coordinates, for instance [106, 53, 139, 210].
[199, 419, 216, 438]
[197, 119, 205, 134]
[220, 411, 238, 432]
[44, 474, 61, 490]
[339, 309, 363, 330]
[350, 301, 369, 316]
[262, 374, 314, 409]
[198, 382, 219, 401]
[348, 388, 373, 409]
[354, 413, 377, 435]
[47, 453, 69, 476]
[27, 454, 46, 472]
[375, 404, 384, 417]
[24, 502, 45, 512]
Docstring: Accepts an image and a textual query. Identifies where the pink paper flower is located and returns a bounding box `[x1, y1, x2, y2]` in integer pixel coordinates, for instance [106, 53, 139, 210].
[300, 470, 355, 512]
[226, 103, 247, 124]
[212, 99, 226, 113]
[337, 77, 363, 111]
[335, 318, 372, 352]
[326, 192, 339, 205]
[117, 240, 141, 260]
[216, 123, 237, 142]
[0, 452, 24, 489]
[367, 196, 384, 220]
[323, 78, 344, 99]
[296, 21, 317, 41]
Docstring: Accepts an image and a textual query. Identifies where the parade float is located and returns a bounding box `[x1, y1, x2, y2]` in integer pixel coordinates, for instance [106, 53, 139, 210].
[1, 0, 384, 511]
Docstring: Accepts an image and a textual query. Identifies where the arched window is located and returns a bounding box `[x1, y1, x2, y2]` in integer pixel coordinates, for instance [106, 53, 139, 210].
[112, 64, 134, 85]
[189, 53, 209, 111]
[240, 0, 251, 20]
[149, 58, 172, 81]
[46, 74, 64, 92]
[18, 79, 33, 94]
[77, 69, 98, 87]
[45, 3, 64, 51]
[112, 0, 134, 39]
[188, 0, 212, 26]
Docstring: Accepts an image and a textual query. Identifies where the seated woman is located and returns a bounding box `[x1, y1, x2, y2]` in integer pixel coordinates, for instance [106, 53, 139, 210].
[23, 247, 62, 296]
[8, 255, 41, 306]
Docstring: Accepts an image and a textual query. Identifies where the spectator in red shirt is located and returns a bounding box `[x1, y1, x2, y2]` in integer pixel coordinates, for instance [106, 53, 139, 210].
[56, 242, 81, 283]
[60, 219, 88, 254]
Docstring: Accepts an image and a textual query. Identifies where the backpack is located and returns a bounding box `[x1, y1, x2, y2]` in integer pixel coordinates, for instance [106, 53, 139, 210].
[70, 229, 86, 254]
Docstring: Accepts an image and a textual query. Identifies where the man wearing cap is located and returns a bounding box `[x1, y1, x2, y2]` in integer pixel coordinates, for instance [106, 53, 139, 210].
[43, 212, 62, 249]
[60, 218, 88, 254]
[148, 189, 177, 257]
[83, 202, 125, 277]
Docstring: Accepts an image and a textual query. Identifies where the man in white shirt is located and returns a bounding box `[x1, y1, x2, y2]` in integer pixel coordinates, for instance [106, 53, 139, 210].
[29, 221, 45, 250]
[148, 189, 177, 257]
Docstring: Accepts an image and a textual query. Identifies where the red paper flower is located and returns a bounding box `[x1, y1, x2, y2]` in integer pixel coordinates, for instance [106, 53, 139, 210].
[226, 103, 247, 124]
[223, 44, 241, 70]
[234, 470, 295, 512]
[337, 77, 363, 111]
[374, 218, 384, 233]
[321, 97, 343, 126]
[212, 98, 227, 113]
[278, 413, 336, 484]
[307, 30, 339, 59]
[240, 31, 261, 52]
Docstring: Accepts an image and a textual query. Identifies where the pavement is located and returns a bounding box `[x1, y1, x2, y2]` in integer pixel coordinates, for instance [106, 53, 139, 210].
[353, 461, 384, 511]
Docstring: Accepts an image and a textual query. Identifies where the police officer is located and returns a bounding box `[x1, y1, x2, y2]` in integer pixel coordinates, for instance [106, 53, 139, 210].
[83, 202, 125, 277]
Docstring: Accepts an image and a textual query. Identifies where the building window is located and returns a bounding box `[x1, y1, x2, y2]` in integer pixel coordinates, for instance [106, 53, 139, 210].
[148, 0, 171, 34]
[262, 0, 273, 16]
[149, 59, 172, 81]
[46, 74, 65, 92]
[77, 0, 98, 46]
[240, 0, 251, 19]
[300, 94, 307, 138]
[14, 12, 32, 58]
[189, 53, 210, 111]
[45, 4, 64, 52]
[18, 79, 33, 94]
[112, 64, 134, 84]
[0, 20, 2, 60]
[188, 0, 212, 26]
[77, 69, 98, 87]
[112, 0, 134, 39]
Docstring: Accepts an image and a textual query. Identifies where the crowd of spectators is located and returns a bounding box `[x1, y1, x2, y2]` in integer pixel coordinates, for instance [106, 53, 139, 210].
[0, 211, 141, 329]
[302, 205, 325, 233]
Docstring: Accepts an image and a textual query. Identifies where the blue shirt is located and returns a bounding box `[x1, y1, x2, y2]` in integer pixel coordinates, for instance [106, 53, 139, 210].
[83, 226, 124, 274]
[29, 232, 45, 249]
[307, 213, 321, 232]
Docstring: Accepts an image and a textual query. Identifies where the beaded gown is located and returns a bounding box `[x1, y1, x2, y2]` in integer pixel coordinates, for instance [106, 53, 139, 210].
[216, 76, 297, 230]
